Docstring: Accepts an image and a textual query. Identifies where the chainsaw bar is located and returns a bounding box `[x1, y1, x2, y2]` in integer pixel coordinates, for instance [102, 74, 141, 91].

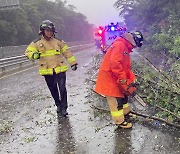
[134, 94, 146, 107]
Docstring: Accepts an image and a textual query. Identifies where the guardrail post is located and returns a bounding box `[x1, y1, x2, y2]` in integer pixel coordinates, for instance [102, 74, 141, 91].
[32, 59, 35, 65]
[0, 47, 4, 59]
[19, 62, 22, 68]
[2, 67, 5, 74]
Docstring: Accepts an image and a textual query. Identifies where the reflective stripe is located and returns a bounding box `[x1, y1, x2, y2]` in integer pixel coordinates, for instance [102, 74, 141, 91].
[61, 45, 68, 53]
[67, 56, 76, 63]
[39, 66, 68, 75]
[40, 50, 60, 57]
[123, 103, 129, 109]
[26, 46, 38, 59]
[39, 69, 53, 75]
[54, 66, 68, 73]
[27, 46, 38, 52]
[26, 52, 34, 59]
[111, 110, 123, 117]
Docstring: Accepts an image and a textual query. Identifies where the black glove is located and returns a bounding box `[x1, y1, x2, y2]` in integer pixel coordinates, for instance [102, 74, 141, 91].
[71, 64, 77, 71]
[32, 52, 41, 59]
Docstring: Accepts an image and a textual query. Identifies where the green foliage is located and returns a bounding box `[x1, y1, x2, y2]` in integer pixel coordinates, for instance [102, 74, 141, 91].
[114, 0, 180, 124]
[114, 0, 180, 57]
[0, 121, 13, 134]
[23, 137, 38, 143]
[170, 36, 180, 57]
[0, 20, 17, 45]
[0, 0, 93, 46]
[152, 33, 173, 52]
[132, 61, 180, 123]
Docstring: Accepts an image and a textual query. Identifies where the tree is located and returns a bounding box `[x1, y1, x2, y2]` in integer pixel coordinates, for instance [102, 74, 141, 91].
[0, 0, 93, 46]
[114, 0, 180, 57]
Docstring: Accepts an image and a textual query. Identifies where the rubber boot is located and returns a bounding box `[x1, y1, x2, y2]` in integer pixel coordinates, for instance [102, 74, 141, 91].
[117, 121, 132, 129]
[57, 106, 68, 117]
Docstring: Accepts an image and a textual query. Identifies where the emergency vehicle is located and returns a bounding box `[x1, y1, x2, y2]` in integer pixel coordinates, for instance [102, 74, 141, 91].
[93, 26, 103, 48]
[99, 22, 127, 53]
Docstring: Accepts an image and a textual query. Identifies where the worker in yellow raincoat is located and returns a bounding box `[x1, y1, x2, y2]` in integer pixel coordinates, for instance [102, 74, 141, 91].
[25, 20, 78, 117]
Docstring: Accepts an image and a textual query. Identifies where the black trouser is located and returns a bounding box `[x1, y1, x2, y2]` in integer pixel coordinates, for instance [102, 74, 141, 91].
[116, 95, 128, 110]
[44, 72, 67, 111]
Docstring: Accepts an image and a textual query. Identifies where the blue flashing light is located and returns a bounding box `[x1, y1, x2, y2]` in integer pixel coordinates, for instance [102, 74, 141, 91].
[110, 26, 115, 31]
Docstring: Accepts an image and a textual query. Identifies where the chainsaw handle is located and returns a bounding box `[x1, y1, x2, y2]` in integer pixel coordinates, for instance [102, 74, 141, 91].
[127, 82, 139, 90]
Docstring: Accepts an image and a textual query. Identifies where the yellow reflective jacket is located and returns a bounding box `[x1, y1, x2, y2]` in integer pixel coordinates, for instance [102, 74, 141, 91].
[25, 36, 77, 75]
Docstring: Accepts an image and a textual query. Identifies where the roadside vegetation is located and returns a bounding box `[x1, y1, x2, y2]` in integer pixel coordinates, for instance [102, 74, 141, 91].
[132, 59, 179, 127]
[0, 0, 93, 46]
[88, 53, 180, 128]
[114, 0, 180, 58]
[113, 0, 180, 126]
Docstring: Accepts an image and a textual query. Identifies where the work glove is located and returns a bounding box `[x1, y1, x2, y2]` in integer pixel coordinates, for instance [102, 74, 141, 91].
[118, 79, 128, 93]
[71, 64, 78, 71]
[126, 85, 136, 96]
[118, 79, 137, 96]
[32, 52, 41, 59]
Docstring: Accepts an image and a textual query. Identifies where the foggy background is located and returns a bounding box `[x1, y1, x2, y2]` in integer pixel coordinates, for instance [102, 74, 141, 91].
[66, 0, 123, 26]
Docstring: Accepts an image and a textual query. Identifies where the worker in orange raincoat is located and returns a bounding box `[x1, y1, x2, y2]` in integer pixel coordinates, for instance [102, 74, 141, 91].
[95, 31, 143, 128]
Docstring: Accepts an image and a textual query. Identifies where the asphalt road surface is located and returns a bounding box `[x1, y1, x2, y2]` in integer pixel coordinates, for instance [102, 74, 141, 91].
[0, 47, 179, 154]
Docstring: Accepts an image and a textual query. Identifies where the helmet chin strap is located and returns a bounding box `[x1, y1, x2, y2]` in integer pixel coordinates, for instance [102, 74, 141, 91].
[43, 33, 54, 41]
[44, 35, 51, 41]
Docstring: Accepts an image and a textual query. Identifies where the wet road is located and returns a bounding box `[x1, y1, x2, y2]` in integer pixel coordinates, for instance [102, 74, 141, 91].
[0, 47, 179, 154]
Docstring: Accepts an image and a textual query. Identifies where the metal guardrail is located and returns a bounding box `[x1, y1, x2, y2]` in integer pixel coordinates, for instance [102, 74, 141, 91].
[0, 0, 20, 10]
[0, 41, 93, 59]
[0, 55, 30, 73]
[0, 43, 94, 74]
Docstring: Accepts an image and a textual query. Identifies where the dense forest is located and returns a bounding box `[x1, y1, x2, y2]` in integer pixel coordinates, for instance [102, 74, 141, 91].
[0, 0, 93, 46]
[114, 0, 180, 58]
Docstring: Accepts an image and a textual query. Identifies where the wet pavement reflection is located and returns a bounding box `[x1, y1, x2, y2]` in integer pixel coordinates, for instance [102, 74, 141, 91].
[113, 128, 132, 154]
[55, 117, 76, 154]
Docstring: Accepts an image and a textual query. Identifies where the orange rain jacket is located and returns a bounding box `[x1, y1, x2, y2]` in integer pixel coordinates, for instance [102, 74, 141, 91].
[95, 37, 136, 98]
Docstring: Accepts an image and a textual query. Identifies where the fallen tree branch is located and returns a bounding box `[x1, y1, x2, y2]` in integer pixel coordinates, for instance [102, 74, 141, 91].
[90, 87, 146, 107]
[89, 88, 105, 97]
[90, 105, 180, 129]
[135, 74, 180, 95]
[135, 76, 180, 110]
[90, 105, 109, 112]
[155, 105, 180, 120]
[138, 54, 180, 88]
[91, 70, 98, 79]
[131, 111, 180, 129]
[86, 78, 96, 83]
